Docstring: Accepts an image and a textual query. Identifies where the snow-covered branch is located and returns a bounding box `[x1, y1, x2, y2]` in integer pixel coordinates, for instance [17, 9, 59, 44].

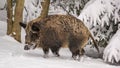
[78, 0, 120, 48]
[103, 29, 120, 64]
[23, 0, 42, 23]
[79, 0, 120, 28]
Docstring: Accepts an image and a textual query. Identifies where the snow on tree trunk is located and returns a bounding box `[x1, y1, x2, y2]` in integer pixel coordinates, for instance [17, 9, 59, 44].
[103, 29, 120, 64]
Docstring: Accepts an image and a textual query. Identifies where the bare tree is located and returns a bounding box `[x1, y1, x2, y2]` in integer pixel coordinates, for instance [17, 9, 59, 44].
[7, 0, 13, 35]
[7, 0, 50, 42]
[6, 0, 24, 42]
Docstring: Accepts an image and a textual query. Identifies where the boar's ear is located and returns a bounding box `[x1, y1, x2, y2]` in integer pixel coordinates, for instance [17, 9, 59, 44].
[19, 22, 26, 29]
[31, 23, 40, 32]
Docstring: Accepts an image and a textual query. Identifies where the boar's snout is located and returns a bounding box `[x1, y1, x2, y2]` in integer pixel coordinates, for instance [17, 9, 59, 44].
[24, 45, 30, 50]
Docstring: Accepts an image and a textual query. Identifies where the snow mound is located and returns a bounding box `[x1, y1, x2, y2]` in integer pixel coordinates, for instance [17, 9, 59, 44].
[103, 29, 120, 64]
[0, 36, 119, 68]
[0, 21, 7, 36]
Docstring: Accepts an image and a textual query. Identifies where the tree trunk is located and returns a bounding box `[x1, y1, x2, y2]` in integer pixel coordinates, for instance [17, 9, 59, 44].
[32, 0, 50, 22]
[12, 0, 24, 42]
[40, 0, 50, 19]
[7, 0, 13, 35]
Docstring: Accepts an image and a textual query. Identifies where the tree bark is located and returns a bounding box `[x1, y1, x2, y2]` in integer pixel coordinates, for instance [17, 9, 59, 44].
[12, 0, 25, 42]
[32, 0, 50, 22]
[7, 0, 13, 35]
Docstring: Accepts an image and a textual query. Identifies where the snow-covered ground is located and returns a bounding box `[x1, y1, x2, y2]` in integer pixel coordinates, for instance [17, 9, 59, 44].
[0, 21, 119, 68]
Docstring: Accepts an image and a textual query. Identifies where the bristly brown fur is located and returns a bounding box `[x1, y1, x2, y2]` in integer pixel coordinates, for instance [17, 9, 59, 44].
[22, 14, 99, 59]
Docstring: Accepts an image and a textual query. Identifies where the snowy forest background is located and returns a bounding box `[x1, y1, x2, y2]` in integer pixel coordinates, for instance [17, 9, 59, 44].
[0, 0, 120, 67]
[1, 0, 120, 47]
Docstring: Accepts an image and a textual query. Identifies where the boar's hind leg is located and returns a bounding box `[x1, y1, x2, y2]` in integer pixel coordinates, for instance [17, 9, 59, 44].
[42, 47, 49, 58]
[69, 37, 81, 60]
[72, 50, 80, 60]
[77, 39, 88, 61]
[72, 49, 85, 60]
[69, 37, 87, 60]
[79, 38, 88, 55]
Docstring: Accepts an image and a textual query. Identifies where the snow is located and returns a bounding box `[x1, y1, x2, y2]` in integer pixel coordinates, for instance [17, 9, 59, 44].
[0, 21, 120, 68]
[78, 0, 120, 28]
[23, 0, 67, 23]
[0, 36, 119, 68]
[0, 0, 120, 67]
[103, 29, 120, 63]
[0, 21, 7, 36]
[0, 0, 7, 21]
[23, 0, 42, 22]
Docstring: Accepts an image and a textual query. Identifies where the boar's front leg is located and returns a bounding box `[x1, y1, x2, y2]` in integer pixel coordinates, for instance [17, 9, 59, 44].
[42, 47, 49, 58]
[50, 46, 61, 57]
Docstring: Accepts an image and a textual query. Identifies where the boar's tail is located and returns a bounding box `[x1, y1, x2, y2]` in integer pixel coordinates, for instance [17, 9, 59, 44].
[89, 33, 100, 53]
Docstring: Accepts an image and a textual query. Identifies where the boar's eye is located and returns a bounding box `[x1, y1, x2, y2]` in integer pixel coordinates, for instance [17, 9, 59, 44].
[32, 25, 39, 32]
[31, 23, 40, 32]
